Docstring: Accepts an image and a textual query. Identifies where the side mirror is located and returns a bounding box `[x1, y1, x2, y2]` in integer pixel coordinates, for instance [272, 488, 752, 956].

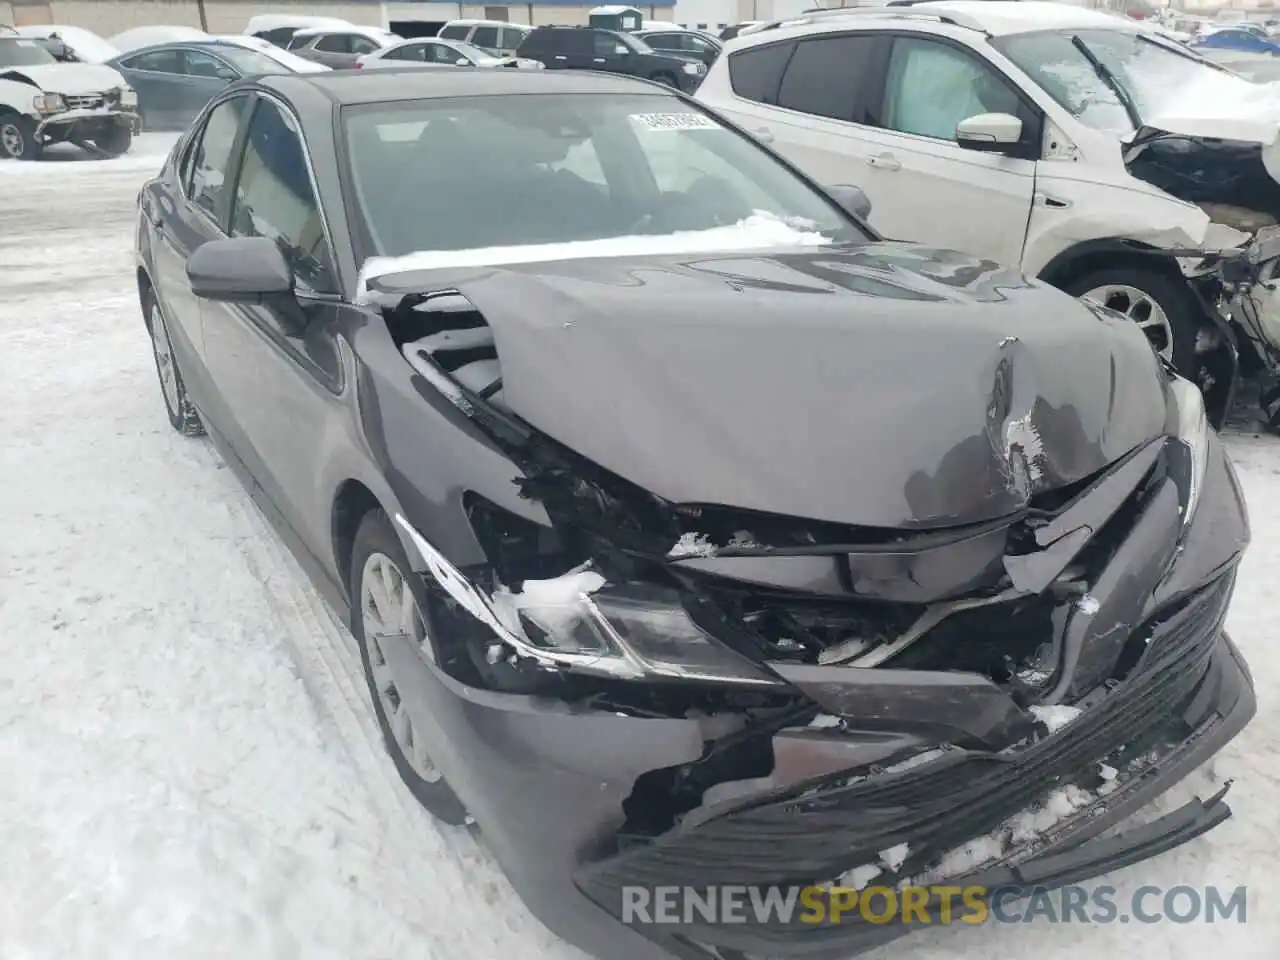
[955, 112, 1023, 152]
[826, 183, 872, 220]
[187, 237, 294, 303]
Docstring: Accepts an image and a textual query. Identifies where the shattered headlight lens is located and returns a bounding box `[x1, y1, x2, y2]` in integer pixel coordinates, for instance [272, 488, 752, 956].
[1167, 375, 1210, 533]
[513, 582, 783, 686]
[32, 93, 66, 115]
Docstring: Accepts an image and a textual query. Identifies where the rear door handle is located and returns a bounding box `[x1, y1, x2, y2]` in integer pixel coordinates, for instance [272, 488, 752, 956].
[752, 125, 774, 143]
[553, 55, 567, 60]
[592, 57, 606, 63]
[866, 152, 902, 171]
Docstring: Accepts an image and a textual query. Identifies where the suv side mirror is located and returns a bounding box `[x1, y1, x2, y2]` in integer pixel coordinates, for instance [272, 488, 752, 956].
[826, 183, 872, 220]
[955, 113, 1023, 153]
[187, 236, 294, 303]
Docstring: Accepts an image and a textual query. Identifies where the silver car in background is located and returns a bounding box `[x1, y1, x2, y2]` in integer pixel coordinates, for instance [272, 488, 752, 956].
[356, 37, 544, 70]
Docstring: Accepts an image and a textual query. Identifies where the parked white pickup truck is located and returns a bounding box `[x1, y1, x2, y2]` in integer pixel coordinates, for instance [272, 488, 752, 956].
[0, 33, 138, 159]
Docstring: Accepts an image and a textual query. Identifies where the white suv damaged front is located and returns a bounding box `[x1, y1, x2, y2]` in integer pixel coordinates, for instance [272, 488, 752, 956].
[0, 36, 137, 159]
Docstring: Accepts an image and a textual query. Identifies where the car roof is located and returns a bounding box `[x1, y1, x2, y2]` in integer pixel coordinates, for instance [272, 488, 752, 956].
[738, 1, 1142, 41]
[294, 24, 395, 40]
[444, 19, 529, 28]
[260, 66, 674, 104]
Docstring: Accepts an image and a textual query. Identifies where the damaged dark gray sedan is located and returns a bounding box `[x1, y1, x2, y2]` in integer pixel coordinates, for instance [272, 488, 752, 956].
[134, 68, 1255, 960]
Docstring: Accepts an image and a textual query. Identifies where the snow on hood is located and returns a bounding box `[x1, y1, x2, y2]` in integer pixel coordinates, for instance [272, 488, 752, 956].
[108, 25, 209, 53]
[1139, 74, 1280, 180]
[0, 62, 125, 94]
[356, 212, 832, 302]
[15, 26, 119, 63]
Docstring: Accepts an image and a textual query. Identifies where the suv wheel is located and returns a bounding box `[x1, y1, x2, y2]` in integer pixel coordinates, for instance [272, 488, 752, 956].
[1063, 267, 1199, 376]
[0, 114, 41, 160]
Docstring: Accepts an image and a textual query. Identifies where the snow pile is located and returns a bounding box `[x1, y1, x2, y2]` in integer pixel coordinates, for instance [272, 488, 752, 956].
[1029, 704, 1083, 734]
[667, 532, 717, 560]
[490, 565, 606, 639]
[355, 211, 833, 302]
[879, 842, 910, 872]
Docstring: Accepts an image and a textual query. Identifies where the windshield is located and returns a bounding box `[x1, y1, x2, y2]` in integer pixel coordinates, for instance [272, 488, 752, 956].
[995, 28, 1250, 134]
[341, 93, 866, 260]
[0, 37, 57, 67]
[213, 45, 290, 74]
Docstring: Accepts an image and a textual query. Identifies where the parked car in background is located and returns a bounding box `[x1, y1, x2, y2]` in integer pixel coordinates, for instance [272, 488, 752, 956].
[286, 25, 399, 69]
[15, 25, 119, 62]
[136, 65, 1253, 960]
[211, 34, 331, 73]
[697, 0, 1280, 424]
[634, 26, 722, 67]
[1192, 26, 1280, 55]
[243, 14, 355, 49]
[356, 37, 542, 70]
[515, 26, 705, 89]
[718, 21, 766, 40]
[108, 25, 209, 54]
[437, 19, 531, 57]
[0, 34, 136, 158]
[108, 41, 297, 129]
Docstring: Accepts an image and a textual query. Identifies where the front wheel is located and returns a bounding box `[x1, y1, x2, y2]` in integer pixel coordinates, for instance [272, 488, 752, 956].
[0, 114, 42, 160]
[350, 509, 469, 825]
[145, 293, 205, 436]
[1062, 267, 1201, 376]
[92, 125, 133, 157]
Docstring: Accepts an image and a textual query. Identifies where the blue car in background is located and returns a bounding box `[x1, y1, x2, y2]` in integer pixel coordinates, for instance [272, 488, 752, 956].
[107, 41, 298, 130]
[1193, 27, 1280, 56]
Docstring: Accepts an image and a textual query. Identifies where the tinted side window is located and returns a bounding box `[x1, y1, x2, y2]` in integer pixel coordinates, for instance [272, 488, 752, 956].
[645, 33, 679, 50]
[499, 27, 526, 50]
[183, 49, 233, 79]
[315, 34, 350, 53]
[592, 31, 627, 56]
[471, 26, 500, 48]
[439, 24, 470, 40]
[286, 34, 313, 50]
[350, 35, 380, 55]
[229, 100, 335, 294]
[881, 37, 1023, 141]
[727, 41, 795, 104]
[259, 28, 296, 47]
[125, 49, 183, 73]
[184, 96, 247, 222]
[777, 35, 877, 122]
[426, 43, 461, 63]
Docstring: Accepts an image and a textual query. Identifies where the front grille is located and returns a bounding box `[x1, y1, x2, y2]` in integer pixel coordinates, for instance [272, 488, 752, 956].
[576, 572, 1233, 929]
[63, 94, 105, 111]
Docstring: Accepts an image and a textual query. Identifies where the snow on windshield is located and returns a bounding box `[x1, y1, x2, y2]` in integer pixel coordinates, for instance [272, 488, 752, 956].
[997, 29, 1269, 134]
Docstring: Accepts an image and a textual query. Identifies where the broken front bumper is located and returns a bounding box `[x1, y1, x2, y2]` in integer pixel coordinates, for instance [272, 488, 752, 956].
[36, 107, 139, 142]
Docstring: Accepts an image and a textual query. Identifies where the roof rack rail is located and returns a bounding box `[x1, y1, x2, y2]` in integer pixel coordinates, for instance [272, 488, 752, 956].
[774, 4, 993, 35]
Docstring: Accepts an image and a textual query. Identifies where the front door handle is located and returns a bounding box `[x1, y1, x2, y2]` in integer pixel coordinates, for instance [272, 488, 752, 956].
[866, 152, 902, 171]
[592, 57, 606, 63]
[752, 125, 774, 143]
[553, 55, 567, 60]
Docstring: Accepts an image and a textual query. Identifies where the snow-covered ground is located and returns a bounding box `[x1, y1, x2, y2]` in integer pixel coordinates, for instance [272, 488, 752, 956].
[0, 140, 1276, 960]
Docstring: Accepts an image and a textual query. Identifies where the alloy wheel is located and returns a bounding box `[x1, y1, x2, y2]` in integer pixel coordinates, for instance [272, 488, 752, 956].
[360, 551, 442, 783]
[0, 121, 24, 159]
[1081, 283, 1175, 362]
[149, 303, 181, 415]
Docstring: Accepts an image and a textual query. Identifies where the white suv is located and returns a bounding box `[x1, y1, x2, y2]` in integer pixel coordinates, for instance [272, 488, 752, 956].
[696, 1, 1280, 379]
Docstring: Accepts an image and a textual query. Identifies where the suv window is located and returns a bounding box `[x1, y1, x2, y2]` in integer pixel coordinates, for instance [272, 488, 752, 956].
[439, 24, 470, 41]
[184, 96, 248, 222]
[229, 100, 335, 294]
[777, 35, 878, 122]
[314, 33, 350, 53]
[470, 26, 500, 48]
[727, 41, 795, 104]
[592, 31, 628, 57]
[350, 35, 380, 55]
[882, 37, 1023, 141]
[499, 27, 526, 50]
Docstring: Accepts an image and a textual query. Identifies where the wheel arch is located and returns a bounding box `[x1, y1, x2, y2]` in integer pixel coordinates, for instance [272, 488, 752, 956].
[331, 478, 387, 601]
[137, 267, 155, 330]
[1036, 238, 1188, 291]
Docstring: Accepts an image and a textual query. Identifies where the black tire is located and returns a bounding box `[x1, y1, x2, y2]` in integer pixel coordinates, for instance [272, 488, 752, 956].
[143, 290, 205, 437]
[350, 509, 469, 825]
[93, 125, 133, 157]
[1060, 266, 1200, 377]
[0, 113, 42, 161]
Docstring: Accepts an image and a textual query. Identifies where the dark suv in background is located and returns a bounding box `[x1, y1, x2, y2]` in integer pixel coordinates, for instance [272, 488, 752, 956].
[515, 26, 706, 90]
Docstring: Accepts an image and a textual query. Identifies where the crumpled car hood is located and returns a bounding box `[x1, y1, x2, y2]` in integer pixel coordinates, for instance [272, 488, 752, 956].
[0, 62, 125, 93]
[386, 244, 1171, 529]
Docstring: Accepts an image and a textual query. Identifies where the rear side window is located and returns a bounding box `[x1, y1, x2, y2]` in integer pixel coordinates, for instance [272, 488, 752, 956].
[124, 49, 183, 73]
[315, 33, 351, 53]
[777, 35, 878, 122]
[439, 24, 470, 40]
[727, 41, 795, 104]
[286, 34, 312, 50]
[499, 27, 526, 50]
[184, 96, 247, 222]
[471, 26, 500, 48]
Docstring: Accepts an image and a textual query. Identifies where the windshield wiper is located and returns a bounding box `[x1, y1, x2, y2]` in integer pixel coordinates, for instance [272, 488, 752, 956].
[1071, 34, 1143, 133]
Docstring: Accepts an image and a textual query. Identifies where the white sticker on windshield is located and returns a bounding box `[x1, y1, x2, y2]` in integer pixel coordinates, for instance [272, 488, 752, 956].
[629, 112, 718, 132]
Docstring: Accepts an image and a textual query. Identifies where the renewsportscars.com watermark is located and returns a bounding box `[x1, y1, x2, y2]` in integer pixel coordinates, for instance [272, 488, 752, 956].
[621, 884, 1248, 926]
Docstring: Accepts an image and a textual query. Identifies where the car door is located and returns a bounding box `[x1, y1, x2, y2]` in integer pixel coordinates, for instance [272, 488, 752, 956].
[423, 41, 467, 65]
[177, 48, 240, 126]
[116, 47, 186, 129]
[498, 27, 527, 56]
[588, 30, 632, 74]
[147, 94, 252, 417]
[850, 35, 1037, 263]
[200, 93, 345, 558]
[549, 29, 591, 69]
[467, 25, 502, 57]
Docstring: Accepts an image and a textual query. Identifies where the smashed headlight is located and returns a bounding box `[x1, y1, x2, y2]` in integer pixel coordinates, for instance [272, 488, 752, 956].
[396, 514, 782, 687]
[32, 92, 65, 115]
[1167, 375, 1209, 534]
